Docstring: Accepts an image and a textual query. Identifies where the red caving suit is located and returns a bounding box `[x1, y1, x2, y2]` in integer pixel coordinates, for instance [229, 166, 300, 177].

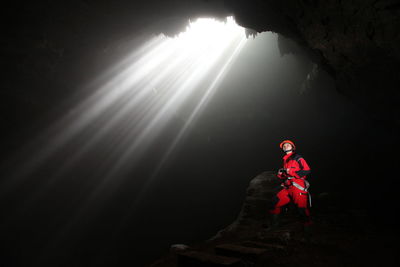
[270, 152, 312, 225]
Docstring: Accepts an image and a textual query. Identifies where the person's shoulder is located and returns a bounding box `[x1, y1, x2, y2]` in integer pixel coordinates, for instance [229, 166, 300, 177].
[292, 153, 303, 161]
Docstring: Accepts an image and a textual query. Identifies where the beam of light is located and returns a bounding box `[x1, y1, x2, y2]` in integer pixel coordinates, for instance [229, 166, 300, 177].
[111, 36, 249, 234]
[65, 16, 247, 219]
[123, 36, 248, 213]
[2, 17, 248, 244]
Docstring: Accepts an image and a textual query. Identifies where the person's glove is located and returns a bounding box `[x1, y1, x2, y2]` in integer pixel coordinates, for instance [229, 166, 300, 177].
[278, 168, 287, 174]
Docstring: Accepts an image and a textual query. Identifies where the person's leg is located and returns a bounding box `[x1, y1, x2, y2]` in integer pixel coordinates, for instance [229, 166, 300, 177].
[292, 188, 312, 241]
[291, 188, 311, 222]
[269, 188, 290, 227]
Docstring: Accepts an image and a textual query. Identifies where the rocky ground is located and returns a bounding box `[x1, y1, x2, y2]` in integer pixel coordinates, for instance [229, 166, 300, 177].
[148, 172, 398, 267]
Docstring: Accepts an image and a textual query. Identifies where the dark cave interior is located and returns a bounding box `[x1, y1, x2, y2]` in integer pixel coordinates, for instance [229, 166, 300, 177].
[1, 1, 399, 266]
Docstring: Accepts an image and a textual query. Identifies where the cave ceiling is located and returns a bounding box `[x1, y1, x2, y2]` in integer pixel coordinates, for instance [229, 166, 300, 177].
[3, 0, 400, 125]
[227, 0, 400, 123]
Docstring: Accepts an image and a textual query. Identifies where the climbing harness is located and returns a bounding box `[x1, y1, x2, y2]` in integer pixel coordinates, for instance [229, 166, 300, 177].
[287, 177, 312, 207]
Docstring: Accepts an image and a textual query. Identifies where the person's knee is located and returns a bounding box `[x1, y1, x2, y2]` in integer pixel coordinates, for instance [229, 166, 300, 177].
[270, 207, 281, 214]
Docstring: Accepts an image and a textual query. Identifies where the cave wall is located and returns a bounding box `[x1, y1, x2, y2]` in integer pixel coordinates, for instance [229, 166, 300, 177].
[2, 2, 399, 264]
[221, 0, 400, 222]
[225, 0, 400, 123]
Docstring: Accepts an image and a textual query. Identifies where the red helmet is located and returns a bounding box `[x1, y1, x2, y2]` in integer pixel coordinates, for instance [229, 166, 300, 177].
[279, 140, 296, 150]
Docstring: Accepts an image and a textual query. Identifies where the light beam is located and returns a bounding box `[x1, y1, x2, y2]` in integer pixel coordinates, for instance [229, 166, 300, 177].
[3, 17, 248, 240]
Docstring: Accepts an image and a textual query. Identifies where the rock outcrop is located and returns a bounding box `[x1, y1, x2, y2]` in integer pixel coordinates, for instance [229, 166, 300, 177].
[149, 172, 396, 267]
[210, 171, 281, 240]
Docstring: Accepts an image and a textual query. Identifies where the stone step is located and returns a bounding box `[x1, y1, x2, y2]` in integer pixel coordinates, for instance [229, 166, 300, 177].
[214, 244, 270, 263]
[241, 241, 285, 250]
[257, 229, 293, 243]
[176, 250, 243, 267]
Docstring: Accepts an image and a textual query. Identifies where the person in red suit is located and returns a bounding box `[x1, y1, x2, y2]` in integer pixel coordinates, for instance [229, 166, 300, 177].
[270, 140, 312, 231]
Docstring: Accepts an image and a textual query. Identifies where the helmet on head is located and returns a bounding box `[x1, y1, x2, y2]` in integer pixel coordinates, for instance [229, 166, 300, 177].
[279, 140, 296, 150]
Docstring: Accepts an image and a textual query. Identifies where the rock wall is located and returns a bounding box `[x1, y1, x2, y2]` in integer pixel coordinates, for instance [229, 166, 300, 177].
[225, 0, 400, 122]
